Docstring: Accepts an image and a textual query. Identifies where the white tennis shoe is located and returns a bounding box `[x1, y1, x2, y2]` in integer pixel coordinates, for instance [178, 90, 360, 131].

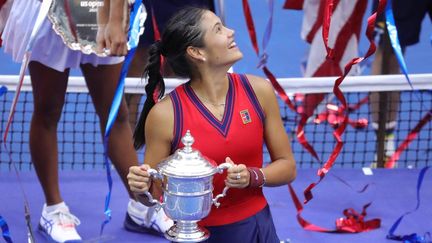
[124, 199, 173, 236]
[39, 204, 82, 243]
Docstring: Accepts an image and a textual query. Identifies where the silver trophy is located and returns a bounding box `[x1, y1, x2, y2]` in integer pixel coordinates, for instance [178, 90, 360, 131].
[48, 0, 146, 56]
[144, 130, 232, 242]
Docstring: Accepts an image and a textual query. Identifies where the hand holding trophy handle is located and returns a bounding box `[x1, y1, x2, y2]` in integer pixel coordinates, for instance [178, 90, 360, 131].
[212, 162, 233, 208]
[143, 168, 165, 210]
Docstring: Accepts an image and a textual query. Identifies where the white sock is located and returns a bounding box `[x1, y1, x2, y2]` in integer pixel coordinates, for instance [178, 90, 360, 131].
[129, 199, 148, 211]
[44, 201, 67, 213]
[385, 133, 396, 157]
[371, 121, 397, 131]
[128, 199, 154, 225]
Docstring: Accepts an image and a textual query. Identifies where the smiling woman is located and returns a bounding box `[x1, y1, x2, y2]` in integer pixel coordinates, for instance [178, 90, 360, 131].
[196, 11, 243, 67]
[127, 6, 296, 243]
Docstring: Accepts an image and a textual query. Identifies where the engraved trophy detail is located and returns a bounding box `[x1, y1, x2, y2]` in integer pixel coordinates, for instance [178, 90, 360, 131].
[144, 130, 232, 242]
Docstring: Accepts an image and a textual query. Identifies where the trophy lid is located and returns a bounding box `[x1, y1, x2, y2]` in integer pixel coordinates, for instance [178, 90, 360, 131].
[158, 130, 218, 178]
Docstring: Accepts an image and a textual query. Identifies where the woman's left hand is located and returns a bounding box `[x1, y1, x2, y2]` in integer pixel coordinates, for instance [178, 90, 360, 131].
[224, 157, 250, 189]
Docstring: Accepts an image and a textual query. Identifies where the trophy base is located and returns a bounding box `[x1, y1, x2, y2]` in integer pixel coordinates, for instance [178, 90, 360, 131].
[165, 221, 209, 242]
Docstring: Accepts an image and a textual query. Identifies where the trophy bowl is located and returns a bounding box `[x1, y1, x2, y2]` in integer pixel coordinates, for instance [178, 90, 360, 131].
[48, 0, 146, 56]
[144, 130, 232, 242]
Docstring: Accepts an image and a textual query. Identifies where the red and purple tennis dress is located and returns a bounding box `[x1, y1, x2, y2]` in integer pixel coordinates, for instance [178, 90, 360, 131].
[169, 72, 267, 226]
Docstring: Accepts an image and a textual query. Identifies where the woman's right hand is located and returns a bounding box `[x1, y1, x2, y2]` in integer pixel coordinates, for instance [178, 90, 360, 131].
[127, 164, 152, 194]
[103, 19, 128, 56]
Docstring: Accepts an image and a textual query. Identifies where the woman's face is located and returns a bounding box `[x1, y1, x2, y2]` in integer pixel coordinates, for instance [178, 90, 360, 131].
[199, 11, 243, 66]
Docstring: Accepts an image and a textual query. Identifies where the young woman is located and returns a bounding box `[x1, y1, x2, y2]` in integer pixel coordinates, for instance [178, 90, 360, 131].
[127, 7, 297, 242]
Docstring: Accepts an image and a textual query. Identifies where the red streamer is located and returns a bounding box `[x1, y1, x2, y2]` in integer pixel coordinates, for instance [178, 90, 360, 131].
[386, 111, 432, 168]
[289, 0, 384, 234]
[243, 0, 385, 233]
[283, 0, 304, 10]
[302, 0, 386, 204]
[313, 96, 369, 129]
[150, 4, 163, 103]
[289, 184, 381, 233]
[0, 0, 3, 47]
[241, 0, 296, 109]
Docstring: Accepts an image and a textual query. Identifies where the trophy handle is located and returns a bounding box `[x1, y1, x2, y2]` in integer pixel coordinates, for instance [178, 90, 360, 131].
[212, 162, 233, 208]
[142, 168, 165, 210]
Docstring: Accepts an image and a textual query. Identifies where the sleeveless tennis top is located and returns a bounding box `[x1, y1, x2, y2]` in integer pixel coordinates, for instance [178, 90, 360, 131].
[169, 73, 267, 226]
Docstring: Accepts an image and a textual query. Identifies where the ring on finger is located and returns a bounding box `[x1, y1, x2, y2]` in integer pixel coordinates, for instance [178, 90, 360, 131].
[236, 173, 241, 180]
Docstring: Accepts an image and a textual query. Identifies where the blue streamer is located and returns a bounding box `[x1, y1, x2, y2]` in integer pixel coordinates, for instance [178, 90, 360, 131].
[100, 0, 144, 235]
[0, 86, 7, 97]
[104, 0, 142, 142]
[384, 0, 414, 89]
[385, 0, 430, 134]
[99, 0, 143, 233]
[0, 215, 12, 243]
[387, 166, 431, 243]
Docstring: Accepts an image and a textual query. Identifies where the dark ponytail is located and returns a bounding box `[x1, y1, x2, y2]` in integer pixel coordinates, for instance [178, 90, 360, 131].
[133, 42, 165, 149]
[133, 7, 208, 150]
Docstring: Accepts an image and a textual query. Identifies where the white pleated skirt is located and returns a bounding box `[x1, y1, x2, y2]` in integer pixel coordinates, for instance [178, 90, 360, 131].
[1, 0, 124, 72]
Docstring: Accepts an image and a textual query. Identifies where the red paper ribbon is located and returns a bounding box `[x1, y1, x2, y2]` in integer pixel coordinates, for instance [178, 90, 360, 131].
[244, 0, 384, 233]
[322, 0, 339, 59]
[242, 0, 296, 112]
[313, 96, 369, 129]
[289, 184, 381, 233]
[0, 0, 7, 46]
[302, 0, 386, 204]
[295, 0, 368, 164]
[150, 4, 163, 103]
[283, 0, 304, 10]
[386, 111, 431, 168]
[0, 0, 6, 8]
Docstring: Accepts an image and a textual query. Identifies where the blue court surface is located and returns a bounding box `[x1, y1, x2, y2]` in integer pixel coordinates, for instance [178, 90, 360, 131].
[0, 168, 431, 242]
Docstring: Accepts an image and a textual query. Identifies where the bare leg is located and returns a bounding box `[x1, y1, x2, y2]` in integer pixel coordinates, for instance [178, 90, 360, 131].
[369, 44, 401, 124]
[81, 63, 138, 198]
[369, 91, 400, 125]
[125, 46, 148, 130]
[28, 61, 69, 205]
[127, 45, 148, 77]
[122, 47, 175, 233]
[369, 33, 401, 167]
[124, 93, 142, 131]
[125, 46, 176, 131]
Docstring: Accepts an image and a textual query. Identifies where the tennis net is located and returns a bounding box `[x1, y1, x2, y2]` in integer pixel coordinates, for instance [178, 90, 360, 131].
[1, 73, 431, 170]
